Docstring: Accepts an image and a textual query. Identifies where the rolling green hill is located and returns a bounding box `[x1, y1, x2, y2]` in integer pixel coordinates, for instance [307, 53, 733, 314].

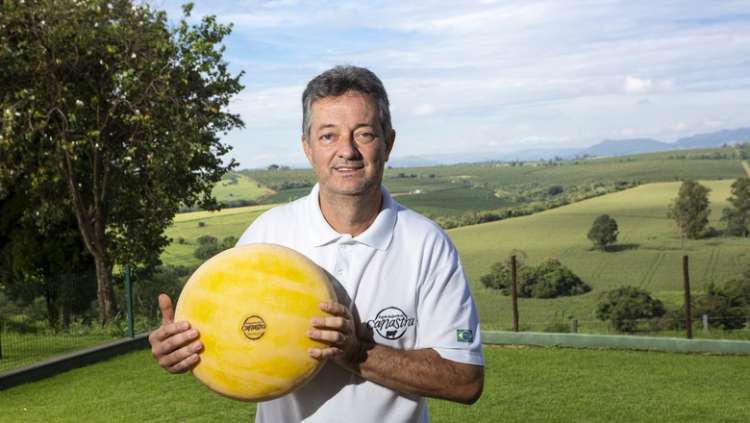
[210, 172, 273, 205]
[163, 178, 750, 335]
[237, 146, 746, 218]
[450, 180, 750, 331]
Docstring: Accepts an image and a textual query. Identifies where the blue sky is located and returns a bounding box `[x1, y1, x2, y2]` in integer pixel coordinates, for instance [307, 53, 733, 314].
[158, 0, 750, 169]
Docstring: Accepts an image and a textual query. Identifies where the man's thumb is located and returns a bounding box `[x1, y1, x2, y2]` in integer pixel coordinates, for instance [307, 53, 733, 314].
[158, 294, 175, 325]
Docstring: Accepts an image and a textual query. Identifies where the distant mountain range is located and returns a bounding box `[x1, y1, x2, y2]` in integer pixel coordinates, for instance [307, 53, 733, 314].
[387, 127, 750, 167]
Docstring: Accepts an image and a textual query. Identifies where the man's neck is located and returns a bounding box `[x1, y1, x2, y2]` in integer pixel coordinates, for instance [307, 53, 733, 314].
[318, 187, 383, 237]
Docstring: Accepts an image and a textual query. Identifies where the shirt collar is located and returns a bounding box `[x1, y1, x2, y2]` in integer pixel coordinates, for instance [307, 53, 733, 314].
[307, 183, 397, 251]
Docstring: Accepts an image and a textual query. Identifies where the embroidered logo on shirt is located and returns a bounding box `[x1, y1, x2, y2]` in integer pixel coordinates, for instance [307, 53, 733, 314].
[457, 329, 474, 343]
[368, 307, 416, 340]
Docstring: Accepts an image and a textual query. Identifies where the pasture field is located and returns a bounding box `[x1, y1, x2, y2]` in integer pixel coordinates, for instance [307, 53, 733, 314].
[162, 204, 273, 268]
[236, 147, 746, 217]
[161, 179, 750, 333]
[451, 180, 750, 330]
[1, 346, 749, 422]
[211, 172, 271, 204]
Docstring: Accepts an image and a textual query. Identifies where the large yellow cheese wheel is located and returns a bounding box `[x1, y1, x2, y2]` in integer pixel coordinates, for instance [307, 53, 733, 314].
[174, 243, 335, 402]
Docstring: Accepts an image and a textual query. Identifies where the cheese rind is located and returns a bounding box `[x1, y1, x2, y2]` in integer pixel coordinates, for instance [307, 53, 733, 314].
[174, 243, 335, 402]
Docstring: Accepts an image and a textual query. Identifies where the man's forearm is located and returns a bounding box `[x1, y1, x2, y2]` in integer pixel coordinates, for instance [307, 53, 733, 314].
[339, 343, 483, 404]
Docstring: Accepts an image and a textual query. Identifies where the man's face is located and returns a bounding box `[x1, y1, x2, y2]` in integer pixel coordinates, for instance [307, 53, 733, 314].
[303, 90, 395, 198]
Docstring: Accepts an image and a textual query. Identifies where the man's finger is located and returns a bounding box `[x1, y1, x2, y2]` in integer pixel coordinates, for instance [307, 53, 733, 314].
[319, 302, 350, 318]
[308, 328, 346, 346]
[160, 341, 203, 372]
[169, 353, 201, 373]
[159, 293, 175, 325]
[308, 346, 343, 360]
[311, 316, 350, 333]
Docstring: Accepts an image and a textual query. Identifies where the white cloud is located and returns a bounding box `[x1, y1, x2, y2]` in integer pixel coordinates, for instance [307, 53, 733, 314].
[413, 104, 435, 117]
[167, 0, 750, 167]
[624, 76, 653, 94]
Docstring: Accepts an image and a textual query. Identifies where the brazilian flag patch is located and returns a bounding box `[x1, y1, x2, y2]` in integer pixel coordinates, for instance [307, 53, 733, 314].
[457, 329, 474, 343]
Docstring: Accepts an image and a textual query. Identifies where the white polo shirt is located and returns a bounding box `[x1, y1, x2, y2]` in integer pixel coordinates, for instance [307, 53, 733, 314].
[236, 184, 483, 423]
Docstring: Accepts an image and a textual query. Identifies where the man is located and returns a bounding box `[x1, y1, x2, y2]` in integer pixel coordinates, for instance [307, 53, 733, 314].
[149, 65, 484, 422]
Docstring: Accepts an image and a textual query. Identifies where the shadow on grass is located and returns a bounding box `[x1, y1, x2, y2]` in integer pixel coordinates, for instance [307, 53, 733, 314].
[592, 243, 640, 252]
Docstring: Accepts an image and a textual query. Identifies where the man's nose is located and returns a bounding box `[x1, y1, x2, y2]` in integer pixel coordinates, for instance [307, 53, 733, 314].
[336, 134, 362, 160]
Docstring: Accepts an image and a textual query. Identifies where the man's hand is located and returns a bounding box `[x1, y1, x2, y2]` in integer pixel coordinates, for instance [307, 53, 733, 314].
[148, 294, 203, 373]
[307, 302, 362, 366]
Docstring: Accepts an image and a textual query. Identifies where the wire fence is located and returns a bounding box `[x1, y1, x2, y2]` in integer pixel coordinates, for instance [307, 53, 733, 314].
[0, 264, 170, 373]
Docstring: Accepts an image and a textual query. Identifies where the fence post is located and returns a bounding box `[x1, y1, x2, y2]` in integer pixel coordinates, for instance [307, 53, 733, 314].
[702, 314, 709, 333]
[683, 255, 693, 340]
[124, 264, 134, 338]
[570, 319, 578, 333]
[511, 255, 519, 332]
[0, 319, 3, 360]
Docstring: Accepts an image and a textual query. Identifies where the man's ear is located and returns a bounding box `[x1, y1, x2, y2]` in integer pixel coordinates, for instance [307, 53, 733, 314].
[384, 129, 396, 162]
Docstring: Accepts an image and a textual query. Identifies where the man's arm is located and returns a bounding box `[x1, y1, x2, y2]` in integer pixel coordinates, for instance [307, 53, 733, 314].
[308, 302, 484, 404]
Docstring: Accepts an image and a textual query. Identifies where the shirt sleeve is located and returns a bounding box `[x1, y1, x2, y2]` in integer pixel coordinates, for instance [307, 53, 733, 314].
[414, 238, 484, 366]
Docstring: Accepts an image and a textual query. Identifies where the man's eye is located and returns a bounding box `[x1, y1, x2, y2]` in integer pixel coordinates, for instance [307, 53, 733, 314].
[356, 132, 375, 143]
[320, 133, 336, 143]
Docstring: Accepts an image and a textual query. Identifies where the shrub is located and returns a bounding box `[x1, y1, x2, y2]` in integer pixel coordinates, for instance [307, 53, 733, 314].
[193, 236, 236, 260]
[596, 286, 665, 332]
[196, 235, 218, 246]
[130, 265, 192, 320]
[547, 185, 564, 196]
[694, 282, 748, 330]
[197, 221, 206, 227]
[481, 258, 590, 298]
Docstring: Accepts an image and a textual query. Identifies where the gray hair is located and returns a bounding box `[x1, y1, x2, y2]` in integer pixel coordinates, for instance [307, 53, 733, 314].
[302, 65, 392, 139]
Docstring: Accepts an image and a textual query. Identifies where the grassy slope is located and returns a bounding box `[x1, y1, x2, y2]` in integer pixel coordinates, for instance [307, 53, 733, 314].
[161, 180, 750, 330]
[162, 205, 273, 268]
[212, 173, 271, 203]
[450, 180, 750, 330]
[239, 148, 746, 217]
[1, 347, 748, 423]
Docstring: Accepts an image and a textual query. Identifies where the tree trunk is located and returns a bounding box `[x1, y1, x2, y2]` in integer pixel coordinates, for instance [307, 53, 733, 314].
[61, 149, 118, 323]
[62, 303, 71, 328]
[93, 254, 118, 324]
[45, 292, 59, 330]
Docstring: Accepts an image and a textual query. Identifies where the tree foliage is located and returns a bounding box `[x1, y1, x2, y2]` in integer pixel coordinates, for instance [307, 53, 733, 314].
[596, 286, 665, 332]
[0, 1, 244, 322]
[481, 258, 591, 298]
[587, 214, 619, 250]
[193, 235, 236, 260]
[667, 180, 711, 239]
[721, 177, 750, 237]
[0, 187, 96, 328]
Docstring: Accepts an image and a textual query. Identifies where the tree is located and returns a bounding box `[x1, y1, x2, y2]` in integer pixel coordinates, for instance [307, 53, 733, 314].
[721, 177, 750, 237]
[0, 1, 243, 322]
[667, 180, 711, 240]
[0, 186, 97, 328]
[587, 214, 619, 250]
[596, 286, 665, 332]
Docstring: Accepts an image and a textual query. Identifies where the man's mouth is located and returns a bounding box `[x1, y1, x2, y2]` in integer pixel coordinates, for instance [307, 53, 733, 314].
[333, 165, 364, 173]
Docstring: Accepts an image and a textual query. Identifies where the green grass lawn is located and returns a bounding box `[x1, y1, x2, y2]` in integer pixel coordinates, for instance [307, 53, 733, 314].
[1, 346, 748, 422]
[0, 332, 115, 372]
